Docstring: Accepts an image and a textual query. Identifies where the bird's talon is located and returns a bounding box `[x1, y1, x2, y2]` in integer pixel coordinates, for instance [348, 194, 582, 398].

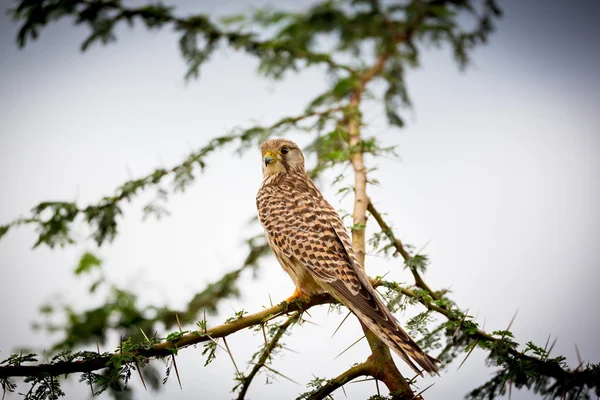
[286, 289, 311, 303]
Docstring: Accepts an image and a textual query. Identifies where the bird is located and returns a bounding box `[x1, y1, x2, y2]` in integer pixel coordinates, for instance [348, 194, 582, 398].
[256, 138, 439, 376]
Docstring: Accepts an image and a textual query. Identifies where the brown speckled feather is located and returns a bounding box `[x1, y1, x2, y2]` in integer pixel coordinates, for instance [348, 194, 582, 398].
[256, 138, 439, 375]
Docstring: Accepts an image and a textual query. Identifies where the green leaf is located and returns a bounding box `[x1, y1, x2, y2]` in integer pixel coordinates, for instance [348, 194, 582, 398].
[0, 224, 9, 240]
[385, 106, 404, 128]
[350, 222, 366, 232]
[427, 5, 454, 19]
[39, 304, 53, 314]
[219, 14, 246, 26]
[202, 340, 218, 366]
[74, 252, 102, 275]
[404, 254, 429, 273]
[89, 279, 103, 293]
[332, 76, 360, 98]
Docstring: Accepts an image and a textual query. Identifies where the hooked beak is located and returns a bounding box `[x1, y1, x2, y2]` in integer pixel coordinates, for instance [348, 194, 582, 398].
[264, 152, 276, 166]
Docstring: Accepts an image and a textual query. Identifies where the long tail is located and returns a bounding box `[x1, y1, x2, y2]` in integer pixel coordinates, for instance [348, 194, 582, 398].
[353, 308, 440, 376]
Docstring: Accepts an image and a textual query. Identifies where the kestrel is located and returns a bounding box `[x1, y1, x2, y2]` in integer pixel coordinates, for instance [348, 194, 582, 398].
[256, 138, 439, 375]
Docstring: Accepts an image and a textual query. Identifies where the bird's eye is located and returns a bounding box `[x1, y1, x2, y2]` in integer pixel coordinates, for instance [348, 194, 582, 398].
[280, 147, 289, 155]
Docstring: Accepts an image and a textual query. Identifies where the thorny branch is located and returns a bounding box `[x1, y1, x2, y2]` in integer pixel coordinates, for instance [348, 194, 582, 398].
[1, 277, 595, 396]
[367, 201, 439, 299]
[307, 361, 371, 400]
[345, 64, 418, 397]
[236, 313, 299, 400]
[367, 201, 597, 390]
[5, 0, 596, 398]
[12, 0, 355, 74]
[338, 7, 431, 396]
[0, 105, 344, 248]
[383, 284, 595, 386]
[0, 295, 333, 380]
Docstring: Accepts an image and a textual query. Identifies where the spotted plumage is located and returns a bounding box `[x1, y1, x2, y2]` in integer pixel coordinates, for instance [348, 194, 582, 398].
[256, 138, 439, 376]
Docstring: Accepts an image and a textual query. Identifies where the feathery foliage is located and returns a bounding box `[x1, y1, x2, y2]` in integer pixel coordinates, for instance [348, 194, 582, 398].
[2, 0, 598, 399]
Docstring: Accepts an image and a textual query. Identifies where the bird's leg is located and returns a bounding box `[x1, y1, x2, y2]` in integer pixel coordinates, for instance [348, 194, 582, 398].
[285, 288, 311, 303]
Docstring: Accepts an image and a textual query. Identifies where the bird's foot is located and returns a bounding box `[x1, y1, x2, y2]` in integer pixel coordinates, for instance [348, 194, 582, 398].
[286, 288, 311, 304]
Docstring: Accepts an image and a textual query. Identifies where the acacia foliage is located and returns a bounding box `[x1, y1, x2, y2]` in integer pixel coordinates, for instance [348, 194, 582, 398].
[1, 1, 599, 399]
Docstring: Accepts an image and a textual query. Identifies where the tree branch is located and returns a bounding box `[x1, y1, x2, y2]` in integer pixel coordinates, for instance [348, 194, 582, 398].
[367, 199, 587, 384]
[343, 44, 416, 398]
[12, 0, 355, 74]
[307, 354, 423, 400]
[236, 313, 299, 400]
[0, 105, 344, 248]
[383, 282, 596, 386]
[308, 361, 371, 400]
[366, 199, 599, 396]
[0, 295, 333, 380]
[367, 200, 439, 299]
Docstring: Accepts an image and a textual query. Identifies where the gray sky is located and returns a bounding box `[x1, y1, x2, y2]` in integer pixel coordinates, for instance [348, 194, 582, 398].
[1, 0, 599, 399]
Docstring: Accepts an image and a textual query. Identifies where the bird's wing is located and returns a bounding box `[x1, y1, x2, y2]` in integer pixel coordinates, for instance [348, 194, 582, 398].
[258, 183, 439, 374]
[258, 184, 396, 328]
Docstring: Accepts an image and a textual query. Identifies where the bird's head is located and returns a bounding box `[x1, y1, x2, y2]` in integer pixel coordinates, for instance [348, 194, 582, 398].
[260, 138, 305, 177]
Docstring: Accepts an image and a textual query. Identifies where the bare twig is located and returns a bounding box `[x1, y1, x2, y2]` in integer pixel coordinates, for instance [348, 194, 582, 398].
[134, 361, 147, 391]
[502, 309, 519, 339]
[139, 328, 150, 343]
[260, 364, 300, 385]
[334, 335, 366, 360]
[575, 344, 584, 371]
[457, 340, 479, 371]
[175, 314, 183, 333]
[171, 354, 182, 389]
[414, 382, 435, 398]
[222, 337, 241, 378]
[261, 324, 268, 347]
[331, 311, 352, 339]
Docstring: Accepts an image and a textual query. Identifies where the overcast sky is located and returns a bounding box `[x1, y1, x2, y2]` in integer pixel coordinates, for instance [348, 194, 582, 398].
[1, 0, 599, 399]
